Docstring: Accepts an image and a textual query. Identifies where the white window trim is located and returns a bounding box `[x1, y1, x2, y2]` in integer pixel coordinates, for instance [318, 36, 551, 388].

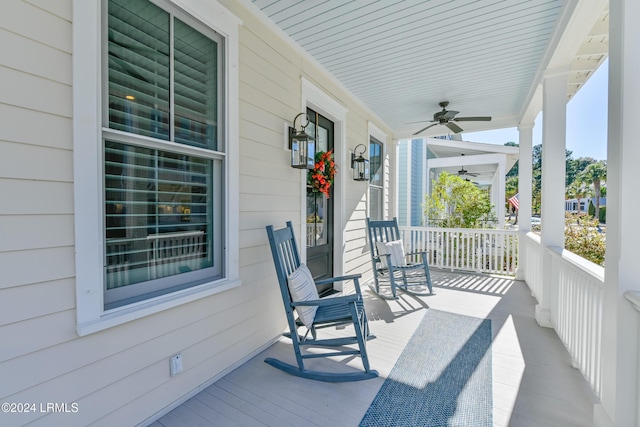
[368, 121, 386, 146]
[72, 0, 242, 336]
[368, 121, 387, 219]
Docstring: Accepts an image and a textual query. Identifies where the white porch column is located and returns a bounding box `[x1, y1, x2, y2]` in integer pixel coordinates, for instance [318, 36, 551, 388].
[516, 122, 533, 280]
[594, 0, 640, 425]
[536, 67, 568, 328]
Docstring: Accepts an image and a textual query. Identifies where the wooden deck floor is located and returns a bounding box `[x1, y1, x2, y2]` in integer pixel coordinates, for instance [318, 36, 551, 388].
[150, 271, 598, 427]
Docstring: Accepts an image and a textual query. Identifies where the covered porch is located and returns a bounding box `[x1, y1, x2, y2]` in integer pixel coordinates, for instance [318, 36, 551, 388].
[151, 269, 597, 426]
[157, 0, 638, 424]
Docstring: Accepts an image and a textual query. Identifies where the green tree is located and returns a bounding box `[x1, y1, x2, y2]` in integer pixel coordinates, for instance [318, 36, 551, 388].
[425, 172, 494, 228]
[579, 161, 607, 220]
[567, 156, 596, 186]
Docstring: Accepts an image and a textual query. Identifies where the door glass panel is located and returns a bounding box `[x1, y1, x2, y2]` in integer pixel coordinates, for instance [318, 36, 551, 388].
[306, 192, 327, 247]
[316, 126, 328, 152]
[306, 111, 329, 249]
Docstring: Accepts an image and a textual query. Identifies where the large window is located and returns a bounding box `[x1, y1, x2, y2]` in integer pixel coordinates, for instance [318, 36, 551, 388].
[73, 0, 240, 333]
[369, 136, 384, 220]
[104, 0, 223, 309]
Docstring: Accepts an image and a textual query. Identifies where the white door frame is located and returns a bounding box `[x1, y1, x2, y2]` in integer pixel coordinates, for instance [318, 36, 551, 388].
[300, 77, 347, 280]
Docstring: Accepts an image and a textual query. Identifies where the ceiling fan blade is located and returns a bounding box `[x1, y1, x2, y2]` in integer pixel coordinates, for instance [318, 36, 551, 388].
[454, 116, 492, 122]
[446, 122, 464, 134]
[405, 119, 435, 124]
[459, 168, 479, 177]
[413, 123, 438, 135]
[443, 110, 459, 120]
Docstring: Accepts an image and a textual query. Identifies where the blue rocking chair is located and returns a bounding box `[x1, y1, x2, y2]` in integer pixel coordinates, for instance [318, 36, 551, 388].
[265, 221, 377, 382]
[366, 217, 434, 299]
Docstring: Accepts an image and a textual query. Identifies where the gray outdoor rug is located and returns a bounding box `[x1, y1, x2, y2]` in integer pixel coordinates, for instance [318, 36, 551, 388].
[359, 310, 492, 427]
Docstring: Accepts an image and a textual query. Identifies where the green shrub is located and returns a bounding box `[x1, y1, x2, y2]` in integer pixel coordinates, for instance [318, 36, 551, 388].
[564, 213, 605, 266]
[599, 206, 606, 224]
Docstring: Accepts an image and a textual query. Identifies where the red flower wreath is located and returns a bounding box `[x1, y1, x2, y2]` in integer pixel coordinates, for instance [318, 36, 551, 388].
[308, 150, 337, 199]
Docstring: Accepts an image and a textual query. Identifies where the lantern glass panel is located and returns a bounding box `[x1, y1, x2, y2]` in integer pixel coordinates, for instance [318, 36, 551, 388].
[353, 157, 370, 181]
[291, 130, 315, 169]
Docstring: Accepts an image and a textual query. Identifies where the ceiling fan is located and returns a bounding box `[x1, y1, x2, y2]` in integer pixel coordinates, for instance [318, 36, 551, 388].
[464, 177, 479, 185]
[457, 167, 479, 177]
[411, 101, 492, 135]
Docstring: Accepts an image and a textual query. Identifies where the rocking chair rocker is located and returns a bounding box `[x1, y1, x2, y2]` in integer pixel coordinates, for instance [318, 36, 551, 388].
[366, 217, 434, 299]
[265, 221, 377, 382]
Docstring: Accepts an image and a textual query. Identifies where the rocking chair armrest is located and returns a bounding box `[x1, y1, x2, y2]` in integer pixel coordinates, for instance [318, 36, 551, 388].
[315, 274, 364, 295]
[405, 250, 428, 257]
[290, 294, 360, 308]
[314, 274, 362, 286]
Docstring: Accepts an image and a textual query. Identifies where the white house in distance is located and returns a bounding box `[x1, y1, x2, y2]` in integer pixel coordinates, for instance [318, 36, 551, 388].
[1, 1, 639, 426]
[396, 137, 519, 227]
[566, 197, 607, 213]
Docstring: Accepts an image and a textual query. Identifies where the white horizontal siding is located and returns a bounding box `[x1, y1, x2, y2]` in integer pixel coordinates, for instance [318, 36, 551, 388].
[24, 0, 72, 21]
[0, 279, 74, 326]
[0, 246, 75, 289]
[0, 310, 77, 362]
[0, 179, 73, 215]
[0, 141, 72, 182]
[239, 173, 301, 199]
[0, 104, 72, 150]
[0, 67, 71, 117]
[237, 117, 286, 149]
[0, 28, 71, 85]
[0, 215, 74, 252]
[240, 93, 291, 134]
[0, 0, 71, 53]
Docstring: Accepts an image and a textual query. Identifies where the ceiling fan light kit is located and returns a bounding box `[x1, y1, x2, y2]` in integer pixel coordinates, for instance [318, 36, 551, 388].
[412, 101, 491, 135]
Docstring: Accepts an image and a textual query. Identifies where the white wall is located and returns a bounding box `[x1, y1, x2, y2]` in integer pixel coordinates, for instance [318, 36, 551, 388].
[0, 0, 392, 425]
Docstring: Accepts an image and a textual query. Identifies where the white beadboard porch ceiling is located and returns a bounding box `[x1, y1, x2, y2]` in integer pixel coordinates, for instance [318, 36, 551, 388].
[249, 0, 608, 139]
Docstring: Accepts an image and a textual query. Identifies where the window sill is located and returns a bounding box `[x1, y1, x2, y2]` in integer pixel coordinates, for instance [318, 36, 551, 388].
[76, 278, 242, 336]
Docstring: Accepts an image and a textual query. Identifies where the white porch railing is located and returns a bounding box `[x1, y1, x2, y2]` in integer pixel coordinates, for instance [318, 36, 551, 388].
[523, 233, 604, 398]
[400, 226, 518, 276]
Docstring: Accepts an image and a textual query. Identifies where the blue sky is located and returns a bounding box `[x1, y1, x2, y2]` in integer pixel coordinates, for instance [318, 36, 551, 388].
[464, 59, 608, 161]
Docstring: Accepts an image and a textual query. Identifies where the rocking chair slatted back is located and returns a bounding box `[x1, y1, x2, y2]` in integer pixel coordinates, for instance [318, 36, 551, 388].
[367, 219, 402, 259]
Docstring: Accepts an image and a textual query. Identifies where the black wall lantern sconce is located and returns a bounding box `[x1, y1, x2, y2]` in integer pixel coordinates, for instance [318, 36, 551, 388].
[289, 113, 315, 169]
[351, 144, 370, 181]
